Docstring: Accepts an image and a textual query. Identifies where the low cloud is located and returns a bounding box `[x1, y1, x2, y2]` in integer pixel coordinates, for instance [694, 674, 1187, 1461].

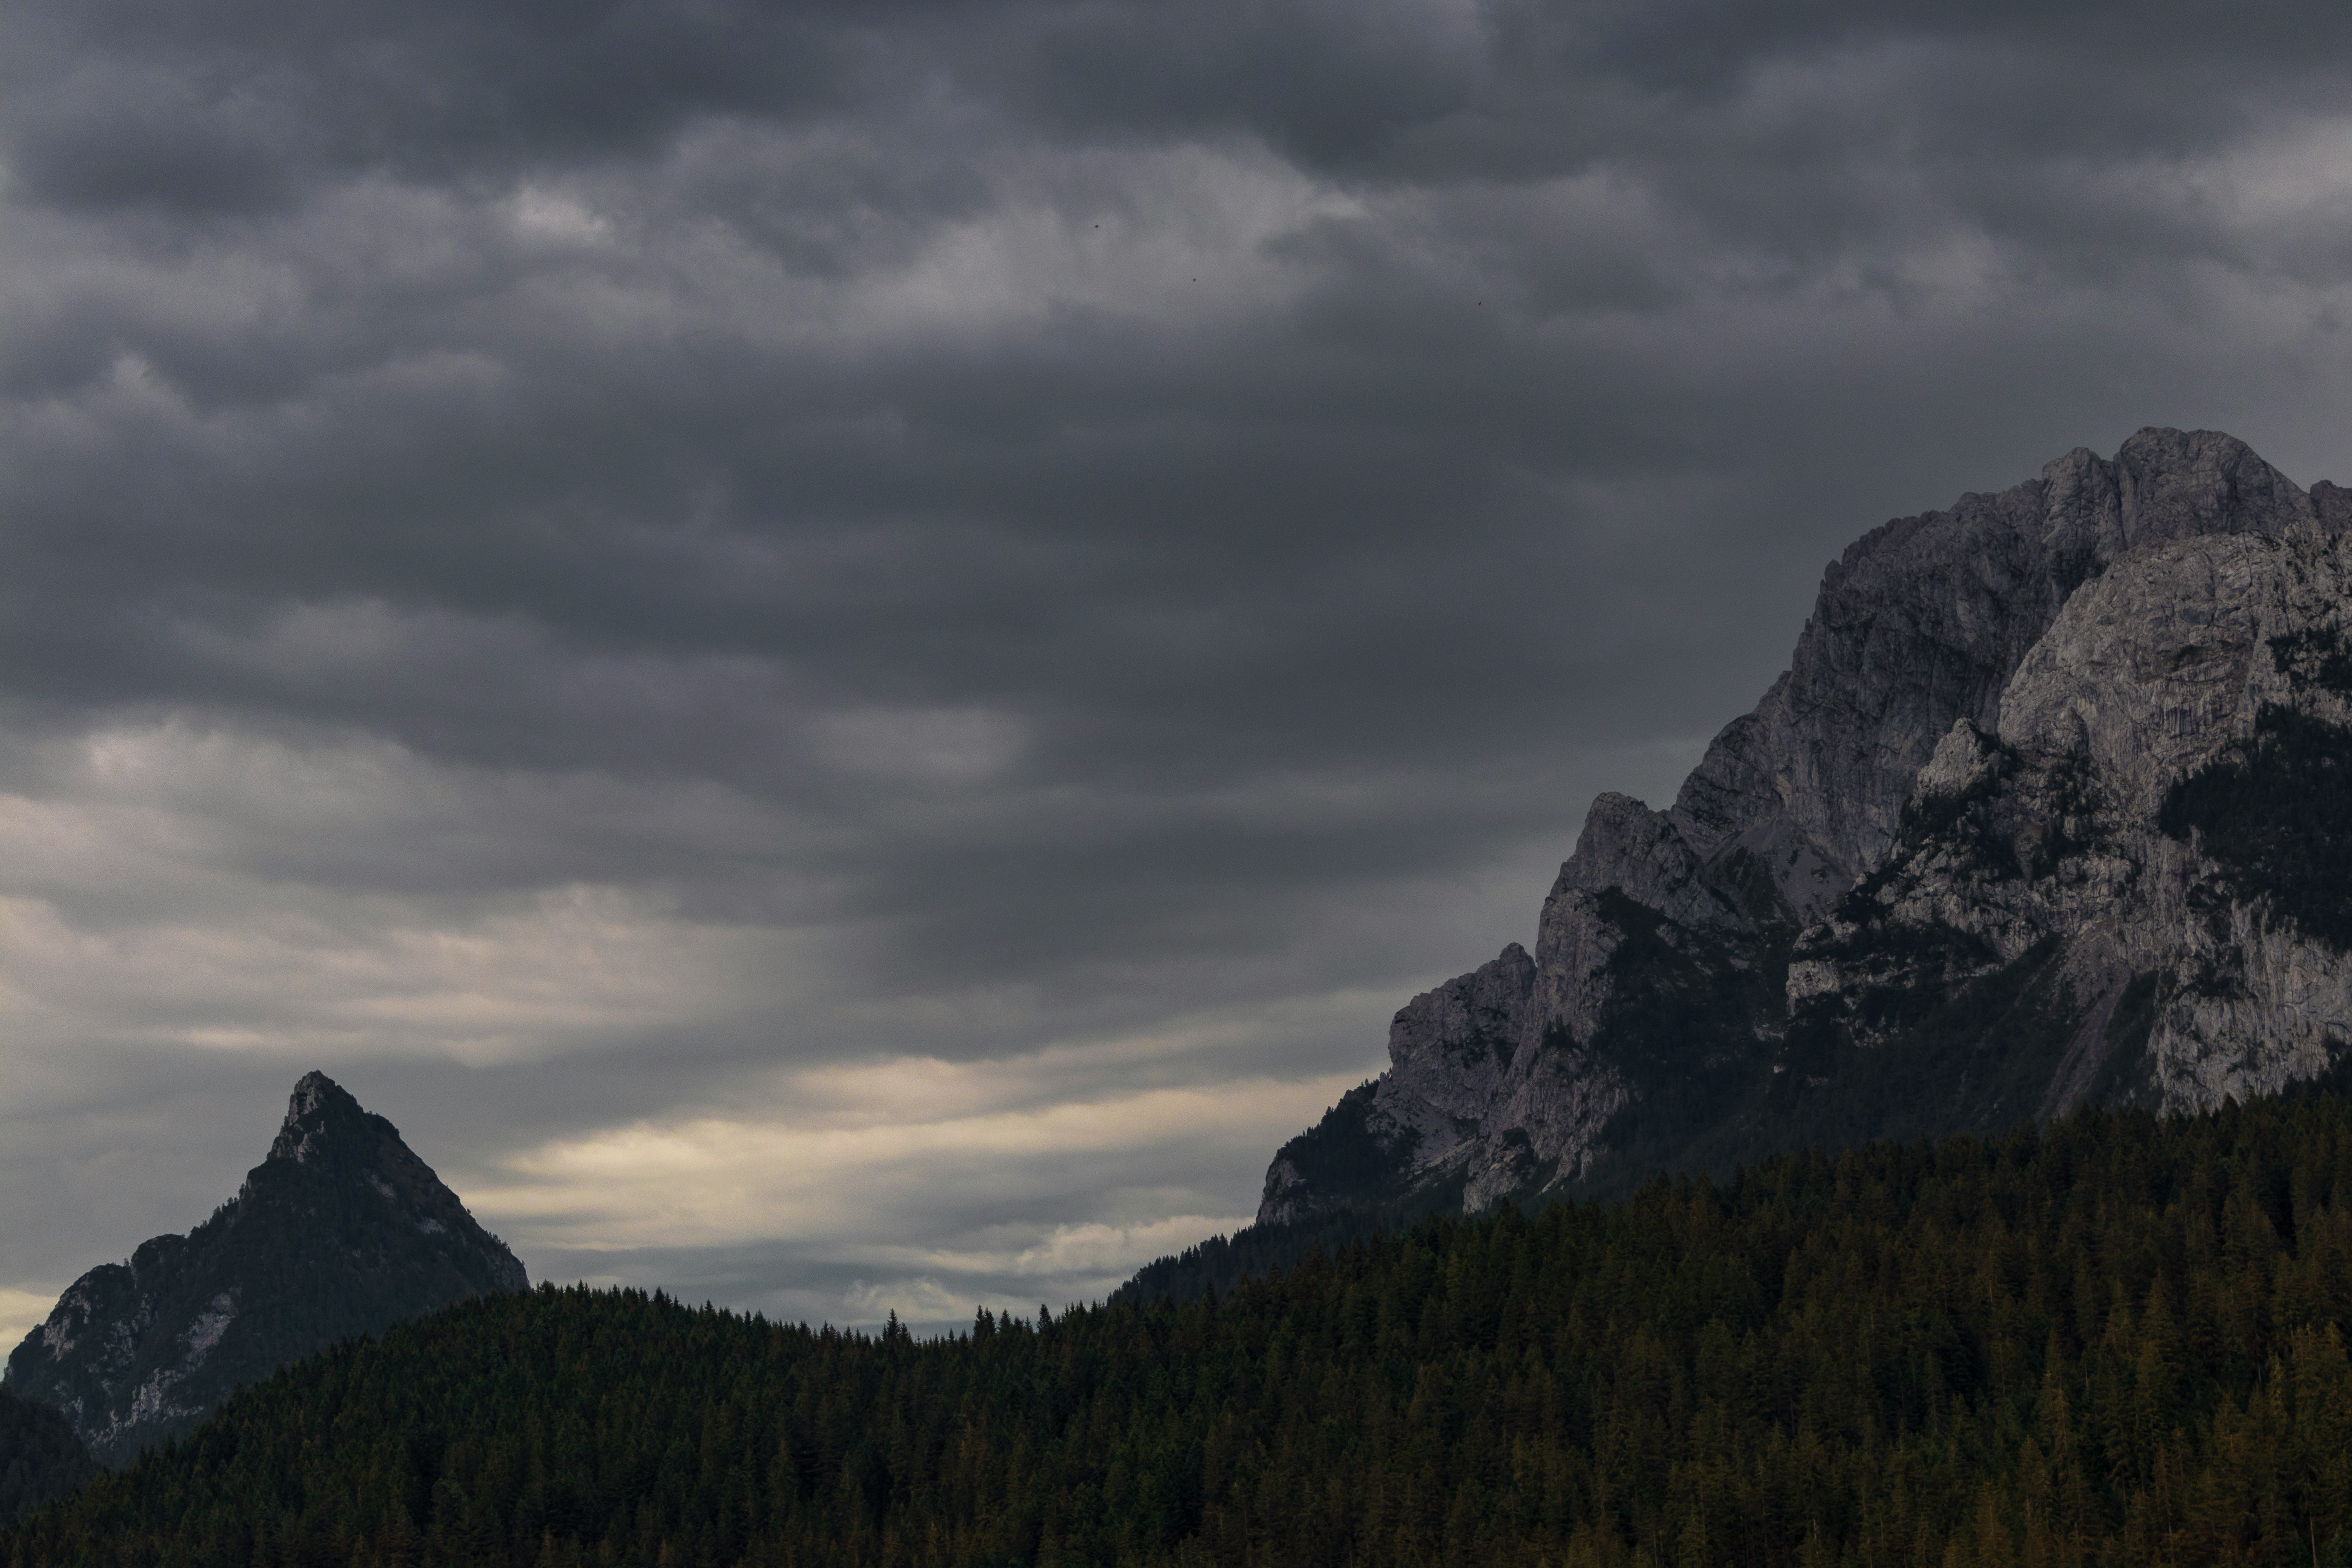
[476, 1068, 1346, 1250]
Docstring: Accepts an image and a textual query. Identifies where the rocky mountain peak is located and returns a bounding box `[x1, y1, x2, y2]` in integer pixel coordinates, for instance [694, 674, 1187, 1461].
[7, 1074, 526, 1466]
[266, 1070, 366, 1165]
[1250, 428, 2352, 1234]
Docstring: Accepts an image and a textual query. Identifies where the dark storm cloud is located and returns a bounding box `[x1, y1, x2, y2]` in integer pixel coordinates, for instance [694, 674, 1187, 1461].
[2, 0, 864, 215]
[9, 0, 2352, 1330]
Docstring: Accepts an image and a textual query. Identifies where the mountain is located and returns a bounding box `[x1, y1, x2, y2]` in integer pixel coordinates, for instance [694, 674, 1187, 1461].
[0, 1388, 97, 1528]
[1242, 428, 2352, 1245]
[14, 1096, 2352, 1568]
[4, 1073, 527, 1467]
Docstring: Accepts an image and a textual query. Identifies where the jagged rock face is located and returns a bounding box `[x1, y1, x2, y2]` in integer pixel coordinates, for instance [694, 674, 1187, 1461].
[1830, 528, 2352, 1114]
[5, 1073, 526, 1466]
[1258, 428, 2352, 1228]
[1260, 946, 1541, 1227]
[1673, 428, 2323, 916]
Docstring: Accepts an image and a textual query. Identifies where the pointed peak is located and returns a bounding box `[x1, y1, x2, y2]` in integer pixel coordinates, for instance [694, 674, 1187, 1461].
[283, 1070, 358, 1123]
[270, 1073, 375, 1165]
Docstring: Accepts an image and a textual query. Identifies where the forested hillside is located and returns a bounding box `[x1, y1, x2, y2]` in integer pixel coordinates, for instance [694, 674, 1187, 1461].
[19, 1096, 2352, 1567]
[7, 1073, 526, 1465]
[0, 1392, 97, 1529]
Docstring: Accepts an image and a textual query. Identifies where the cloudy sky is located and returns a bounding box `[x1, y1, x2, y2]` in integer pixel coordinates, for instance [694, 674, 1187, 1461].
[6, 0, 2352, 1338]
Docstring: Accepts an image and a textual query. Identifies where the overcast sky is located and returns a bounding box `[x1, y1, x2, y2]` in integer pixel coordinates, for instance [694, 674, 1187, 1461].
[6, 0, 2352, 1339]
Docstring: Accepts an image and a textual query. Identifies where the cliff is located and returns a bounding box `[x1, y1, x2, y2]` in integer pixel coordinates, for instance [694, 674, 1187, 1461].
[1256, 428, 2352, 1228]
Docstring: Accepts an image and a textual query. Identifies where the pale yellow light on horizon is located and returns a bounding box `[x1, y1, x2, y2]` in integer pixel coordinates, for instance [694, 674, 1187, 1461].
[471, 1068, 1357, 1252]
[0, 1287, 58, 1361]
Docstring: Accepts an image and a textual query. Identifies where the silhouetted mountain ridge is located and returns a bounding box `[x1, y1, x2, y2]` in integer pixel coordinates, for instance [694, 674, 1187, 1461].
[4, 1073, 526, 1466]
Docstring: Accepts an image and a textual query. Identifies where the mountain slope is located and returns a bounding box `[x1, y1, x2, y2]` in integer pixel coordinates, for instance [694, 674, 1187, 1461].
[0, 1390, 97, 1528]
[1243, 428, 2352, 1244]
[18, 1097, 2352, 1568]
[4, 1073, 526, 1466]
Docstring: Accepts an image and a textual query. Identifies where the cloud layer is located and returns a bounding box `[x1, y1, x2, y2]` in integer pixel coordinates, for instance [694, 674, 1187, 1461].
[7, 0, 2352, 1335]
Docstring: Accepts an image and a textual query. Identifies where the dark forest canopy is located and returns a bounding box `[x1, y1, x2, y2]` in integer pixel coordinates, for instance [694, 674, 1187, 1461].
[0, 1391, 96, 1530]
[20, 1097, 2352, 1567]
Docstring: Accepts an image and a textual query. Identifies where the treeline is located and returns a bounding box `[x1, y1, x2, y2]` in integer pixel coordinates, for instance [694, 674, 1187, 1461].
[1113, 1172, 1462, 1308]
[22, 1096, 2352, 1566]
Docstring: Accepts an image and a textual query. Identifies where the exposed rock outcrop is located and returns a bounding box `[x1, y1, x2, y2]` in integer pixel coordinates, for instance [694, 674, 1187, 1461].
[5, 1073, 526, 1466]
[1257, 429, 2352, 1229]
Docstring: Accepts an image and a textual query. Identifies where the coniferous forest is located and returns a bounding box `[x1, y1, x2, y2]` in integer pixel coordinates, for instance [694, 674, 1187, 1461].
[21, 1098, 2352, 1567]
[0, 1392, 96, 1531]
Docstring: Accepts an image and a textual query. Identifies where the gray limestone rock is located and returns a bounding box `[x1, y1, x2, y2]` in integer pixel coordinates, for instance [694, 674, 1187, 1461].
[1254, 428, 2352, 1229]
[1367, 944, 1535, 1170]
[1255, 946, 1534, 1227]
